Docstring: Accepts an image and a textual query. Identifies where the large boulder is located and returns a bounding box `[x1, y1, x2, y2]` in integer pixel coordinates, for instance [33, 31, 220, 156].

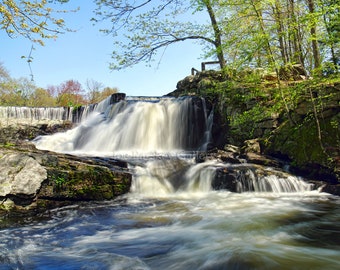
[0, 153, 47, 203]
[0, 145, 132, 217]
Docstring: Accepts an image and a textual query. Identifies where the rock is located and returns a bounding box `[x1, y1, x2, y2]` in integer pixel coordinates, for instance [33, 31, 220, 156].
[211, 164, 305, 192]
[196, 147, 241, 164]
[243, 139, 261, 154]
[319, 183, 340, 195]
[224, 144, 240, 154]
[262, 72, 278, 81]
[0, 122, 73, 144]
[0, 146, 132, 216]
[0, 153, 47, 200]
[212, 166, 240, 191]
[242, 152, 283, 168]
[279, 64, 307, 81]
[169, 70, 227, 96]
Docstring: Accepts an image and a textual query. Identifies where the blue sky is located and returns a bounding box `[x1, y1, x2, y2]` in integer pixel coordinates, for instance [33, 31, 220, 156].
[1, 1, 207, 97]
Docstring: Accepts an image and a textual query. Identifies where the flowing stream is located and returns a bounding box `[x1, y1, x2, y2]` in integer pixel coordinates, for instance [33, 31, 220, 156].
[1, 96, 339, 269]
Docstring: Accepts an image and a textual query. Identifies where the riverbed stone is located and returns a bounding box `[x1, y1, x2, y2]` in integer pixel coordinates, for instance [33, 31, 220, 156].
[0, 153, 47, 198]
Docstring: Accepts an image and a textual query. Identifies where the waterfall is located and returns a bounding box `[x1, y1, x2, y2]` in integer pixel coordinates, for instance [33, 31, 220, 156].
[34, 96, 214, 155]
[235, 168, 314, 193]
[71, 93, 126, 123]
[27, 93, 315, 195]
[130, 159, 216, 196]
[130, 160, 314, 196]
[0, 106, 73, 122]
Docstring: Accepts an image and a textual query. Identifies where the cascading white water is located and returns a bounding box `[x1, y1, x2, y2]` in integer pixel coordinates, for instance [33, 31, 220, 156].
[236, 170, 314, 192]
[31, 94, 316, 194]
[131, 159, 217, 196]
[130, 160, 314, 196]
[0, 106, 73, 122]
[34, 96, 213, 155]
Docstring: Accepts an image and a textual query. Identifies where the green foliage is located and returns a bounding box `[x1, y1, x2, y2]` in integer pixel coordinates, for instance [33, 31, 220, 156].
[93, 0, 340, 74]
[229, 104, 271, 141]
[200, 67, 340, 160]
[0, 0, 74, 45]
[93, 0, 224, 69]
[54, 175, 66, 188]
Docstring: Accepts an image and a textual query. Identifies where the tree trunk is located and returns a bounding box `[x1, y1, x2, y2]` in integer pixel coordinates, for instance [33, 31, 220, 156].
[307, 0, 321, 69]
[322, 1, 339, 70]
[273, 0, 288, 65]
[288, 0, 305, 67]
[204, 0, 226, 69]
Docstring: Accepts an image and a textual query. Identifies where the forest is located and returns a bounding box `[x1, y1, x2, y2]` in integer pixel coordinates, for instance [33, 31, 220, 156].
[0, 63, 118, 107]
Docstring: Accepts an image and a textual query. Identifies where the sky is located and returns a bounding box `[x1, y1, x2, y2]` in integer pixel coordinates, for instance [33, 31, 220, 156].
[1, 1, 208, 97]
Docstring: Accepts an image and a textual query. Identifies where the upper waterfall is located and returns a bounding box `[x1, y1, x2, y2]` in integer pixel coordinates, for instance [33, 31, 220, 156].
[34, 95, 213, 155]
[0, 106, 73, 122]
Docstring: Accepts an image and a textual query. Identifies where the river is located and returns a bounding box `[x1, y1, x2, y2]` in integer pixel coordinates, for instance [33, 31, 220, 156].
[1, 179, 339, 269]
[0, 96, 339, 269]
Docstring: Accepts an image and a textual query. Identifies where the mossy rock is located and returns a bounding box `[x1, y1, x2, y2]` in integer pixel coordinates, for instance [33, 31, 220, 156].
[264, 113, 339, 181]
[0, 144, 132, 217]
[39, 163, 131, 201]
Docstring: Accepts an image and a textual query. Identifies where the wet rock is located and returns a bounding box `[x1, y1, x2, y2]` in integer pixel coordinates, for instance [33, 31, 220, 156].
[319, 183, 340, 195]
[0, 121, 73, 144]
[212, 164, 315, 193]
[0, 146, 132, 216]
[0, 153, 47, 203]
[196, 147, 241, 164]
[243, 139, 261, 154]
[241, 152, 283, 168]
[212, 166, 241, 191]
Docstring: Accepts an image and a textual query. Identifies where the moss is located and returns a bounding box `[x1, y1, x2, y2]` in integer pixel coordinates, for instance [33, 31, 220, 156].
[113, 175, 132, 195]
[41, 162, 131, 202]
[264, 113, 339, 179]
[188, 71, 339, 181]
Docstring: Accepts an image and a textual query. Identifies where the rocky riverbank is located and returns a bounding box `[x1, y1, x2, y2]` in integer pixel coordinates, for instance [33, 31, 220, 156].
[0, 122, 132, 218]
[169, 70, 340, 194]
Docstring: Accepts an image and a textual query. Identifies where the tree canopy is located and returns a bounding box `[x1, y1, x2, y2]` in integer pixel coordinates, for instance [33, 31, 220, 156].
[0, 0, 72, 45]
[92, 0, 226, 69]
[93, 0, 340, 75]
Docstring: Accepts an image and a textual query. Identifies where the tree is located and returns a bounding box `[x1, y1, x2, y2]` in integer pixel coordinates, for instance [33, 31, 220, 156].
[93, 0, 226, 69]
[0, 76, 37, 106]
[215, 0, 340, 75]
[320, 0, 340, 71]
[307, 0, 321, 69]
[0, 0, 73, 45]
[85, 79, 119, 104]
[101, 86, 118, 99]
[85, 79, 104, 104]
[48, 79, 86, 107]
[28, 87, 56, 107]
[0, 62, 11, 82]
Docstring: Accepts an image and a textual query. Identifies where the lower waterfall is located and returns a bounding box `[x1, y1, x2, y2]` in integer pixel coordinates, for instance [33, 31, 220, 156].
[130, 159, 314, 196]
